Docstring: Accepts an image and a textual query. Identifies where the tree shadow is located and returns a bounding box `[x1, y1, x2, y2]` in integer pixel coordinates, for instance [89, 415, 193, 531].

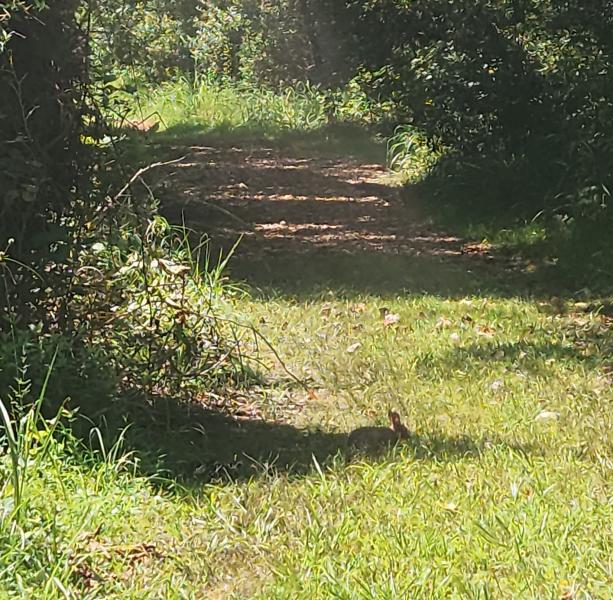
[109, 394, 539, 486]
[413, 314, 612, 380]
[223, 249, 517, 299]
[148, 120, 387, 163]
[141, 128, 537, 299]
[405, 154, 613, 298]
[126, 121, 613, 302]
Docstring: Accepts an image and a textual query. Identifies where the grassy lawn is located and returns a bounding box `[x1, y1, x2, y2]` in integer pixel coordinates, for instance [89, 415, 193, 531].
[1, 84, 611, 598]
[3, 287, 611, 598]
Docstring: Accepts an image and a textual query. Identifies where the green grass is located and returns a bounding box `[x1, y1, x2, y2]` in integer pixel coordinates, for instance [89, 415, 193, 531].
[2, 292, 611, 598]
[142, 78, 325, 134]
[134, 78, 378, 139]
[418, 204, 613, 297]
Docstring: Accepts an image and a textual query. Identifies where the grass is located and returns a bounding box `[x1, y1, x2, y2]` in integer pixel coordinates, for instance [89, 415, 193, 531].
[2, 84, 612, 598]
[133, 77, 378, 139]
[416, 202, 613, 297]
[2, 292, 611, 598]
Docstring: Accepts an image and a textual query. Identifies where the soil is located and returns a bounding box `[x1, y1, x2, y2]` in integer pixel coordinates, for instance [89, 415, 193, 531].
[156, 136, 505, 296]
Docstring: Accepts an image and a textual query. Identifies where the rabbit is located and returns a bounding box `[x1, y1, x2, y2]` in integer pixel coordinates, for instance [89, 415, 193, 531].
[347, 410, 409, 450]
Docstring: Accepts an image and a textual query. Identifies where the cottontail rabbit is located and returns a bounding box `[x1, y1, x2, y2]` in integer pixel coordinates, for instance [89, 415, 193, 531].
[348, 410, 409, 450]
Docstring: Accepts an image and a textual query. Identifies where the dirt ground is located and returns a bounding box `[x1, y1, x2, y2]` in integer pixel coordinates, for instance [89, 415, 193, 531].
[155, 135, 507, 295]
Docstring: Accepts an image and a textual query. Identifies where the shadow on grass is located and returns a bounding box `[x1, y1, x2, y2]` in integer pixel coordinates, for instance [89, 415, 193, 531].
[148, 120, 387, 163]
[108, 395, 538, 485]
[224, 250, 516, 299]
[405, 156, 613, 298]
[414, 338, 610, 379]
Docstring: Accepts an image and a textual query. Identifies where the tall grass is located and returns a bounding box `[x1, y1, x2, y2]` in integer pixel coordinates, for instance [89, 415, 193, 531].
[132, 76, 379, 137]
[0, 363, 151, 598]
[136, 78, 324, 133]
[387, 124, 446, 184]
[0, 349, 59, 521]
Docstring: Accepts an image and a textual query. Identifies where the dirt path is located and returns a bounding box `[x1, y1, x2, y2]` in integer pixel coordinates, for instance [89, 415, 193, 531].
[158, 137, 501, 295]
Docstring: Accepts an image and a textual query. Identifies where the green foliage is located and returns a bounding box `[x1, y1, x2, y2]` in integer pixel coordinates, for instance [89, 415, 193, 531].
[88, 0, 613, 229]
[0, 0, 84, 224]
[355, 1, 613, 214]
[139, 77, 383, 137]
[387, 125, 445, 184]
[72, 216, 251, 398]
[0, 350, 59, 521]
[88, 0, 196, 85]
[0, 332, 115, 425]
[1, 1, 254, 422]
[0, 0, 90, 332]
[191, 0, 358, 88]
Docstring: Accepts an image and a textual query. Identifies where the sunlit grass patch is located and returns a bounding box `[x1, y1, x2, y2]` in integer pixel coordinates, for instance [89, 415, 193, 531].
[2, 270, 611, 600]
[136, 78, 328, 136]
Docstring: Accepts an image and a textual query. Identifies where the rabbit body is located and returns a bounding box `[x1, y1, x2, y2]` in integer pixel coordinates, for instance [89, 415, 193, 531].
[348, 411, 409, 450]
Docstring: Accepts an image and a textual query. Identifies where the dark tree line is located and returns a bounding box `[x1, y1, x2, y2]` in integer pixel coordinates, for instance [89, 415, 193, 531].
[1, 2, 84, 257]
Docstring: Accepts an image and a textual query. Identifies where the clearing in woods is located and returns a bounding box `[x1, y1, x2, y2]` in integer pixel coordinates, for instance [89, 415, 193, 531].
[99, 129, 610, 598]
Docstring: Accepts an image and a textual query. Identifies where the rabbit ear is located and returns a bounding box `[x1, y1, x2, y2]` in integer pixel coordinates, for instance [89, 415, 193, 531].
[388, 411, 402, 428]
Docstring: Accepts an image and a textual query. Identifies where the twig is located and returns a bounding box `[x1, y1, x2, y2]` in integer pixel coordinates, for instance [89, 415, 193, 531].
[252, 326, 311, 392]
[195, 201, 251, 226]
[112, 157, 186, 203]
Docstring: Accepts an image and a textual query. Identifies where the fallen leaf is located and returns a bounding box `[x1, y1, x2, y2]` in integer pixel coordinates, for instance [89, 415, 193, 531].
[443, 501, 459, 513]
[346, 342, 361, 354]
[559, 581, 574, 600]
[476, 324, 495, 337]
[436, 317, 452, 329]
[449, 332, 461, 343]
[384, 313, 400, 326]
[535, 410, 560, 422]
[116, 542, 162, 563]
[73, 561, 101, 589]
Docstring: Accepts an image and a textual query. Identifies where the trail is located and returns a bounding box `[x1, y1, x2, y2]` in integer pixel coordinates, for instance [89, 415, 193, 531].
[158, 135, 503, 295]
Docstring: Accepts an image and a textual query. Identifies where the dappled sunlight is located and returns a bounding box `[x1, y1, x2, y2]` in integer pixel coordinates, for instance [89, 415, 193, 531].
[156, 137, 513, 296]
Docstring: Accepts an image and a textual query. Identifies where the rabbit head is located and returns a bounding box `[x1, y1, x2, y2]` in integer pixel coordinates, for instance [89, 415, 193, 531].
[388, 410, 409, 439]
